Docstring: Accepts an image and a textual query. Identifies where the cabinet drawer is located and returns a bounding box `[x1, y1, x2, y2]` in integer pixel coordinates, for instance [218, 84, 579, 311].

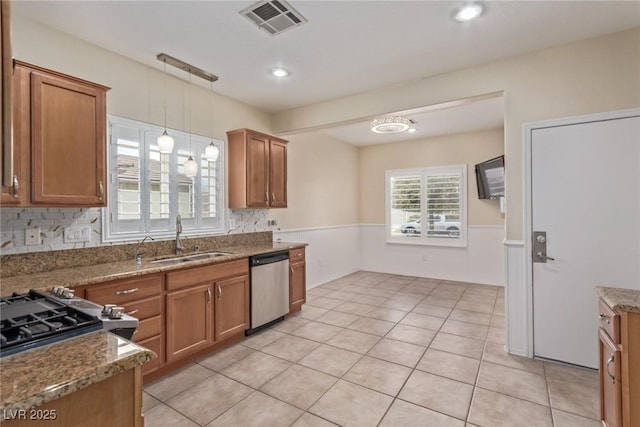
[121, 296, 162, 320]
[86, 274, 162, 305]
[137, 335, 163, 375]
[289, 248, 305, 263]
[598, 299, 620, 343]
[166, 259, 248, 291]
[133, 315, 162, 342]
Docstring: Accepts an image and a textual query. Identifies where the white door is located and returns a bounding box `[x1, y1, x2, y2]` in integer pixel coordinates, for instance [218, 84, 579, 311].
[531, 114, 640, 369]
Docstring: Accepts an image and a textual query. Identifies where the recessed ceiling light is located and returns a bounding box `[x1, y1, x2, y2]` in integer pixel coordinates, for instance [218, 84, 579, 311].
[408, 128, 417, 133]
[271, 67, 290, 78]
[453, 3, 484, 22]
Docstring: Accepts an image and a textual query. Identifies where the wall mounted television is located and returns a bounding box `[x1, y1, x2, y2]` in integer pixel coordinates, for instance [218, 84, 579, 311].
[475, 155, 505, 199]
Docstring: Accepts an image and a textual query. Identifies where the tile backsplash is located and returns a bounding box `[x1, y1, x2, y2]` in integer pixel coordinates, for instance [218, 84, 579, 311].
[0, 207, 274, 255]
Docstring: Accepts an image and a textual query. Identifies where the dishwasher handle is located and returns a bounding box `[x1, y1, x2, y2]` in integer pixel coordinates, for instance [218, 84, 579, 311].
[250, 250, 290, 267]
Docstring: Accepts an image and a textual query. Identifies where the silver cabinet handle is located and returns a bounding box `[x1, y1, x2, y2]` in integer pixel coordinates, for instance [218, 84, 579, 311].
[535, 251, 555, 261]
[98, 181, 104, 201]
[12, 175, 19, 198]
[290, 266, 294, 275]
[217, 284, 222, 300]
[126, 309, 139, 316]
[599, 314, 611, 324]
[606, 354, 616, 384]
[207, 287, 211, 302]
[116, 287, 138, 295]
[296, 253, 303, 257]
[265, 192, 269, 202]
[272, 192, 276, 202]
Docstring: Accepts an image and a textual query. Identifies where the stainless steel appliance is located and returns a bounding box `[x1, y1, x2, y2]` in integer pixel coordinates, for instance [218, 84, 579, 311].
[246, 250, 290, 335]
[0, 289, 138, 357]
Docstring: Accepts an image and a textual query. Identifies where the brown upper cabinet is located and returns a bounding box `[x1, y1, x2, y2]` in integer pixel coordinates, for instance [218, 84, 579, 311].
[227, 128, 288, 209]
[1, 60, 109, 207]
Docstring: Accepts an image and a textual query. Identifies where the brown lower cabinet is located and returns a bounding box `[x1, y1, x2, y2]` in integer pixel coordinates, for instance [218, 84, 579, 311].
[214, 275, 250, 341]
[289, 247, 306, 314]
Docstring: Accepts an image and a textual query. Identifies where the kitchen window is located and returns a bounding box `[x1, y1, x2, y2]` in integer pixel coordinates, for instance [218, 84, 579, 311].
[385, 165, 467, 247]
[104, 116, 224, 242]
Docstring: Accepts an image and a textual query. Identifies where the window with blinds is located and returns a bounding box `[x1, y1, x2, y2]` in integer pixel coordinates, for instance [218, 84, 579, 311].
[105, 116, 225, 242]
[386, 165, 467, 246]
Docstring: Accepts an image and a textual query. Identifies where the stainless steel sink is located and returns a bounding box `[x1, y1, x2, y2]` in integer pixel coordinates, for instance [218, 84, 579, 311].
[151, 252, 230, 265]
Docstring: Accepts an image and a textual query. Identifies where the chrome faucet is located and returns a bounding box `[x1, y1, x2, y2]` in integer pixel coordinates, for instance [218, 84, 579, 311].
[175, 214, 184, 255]
[135, 235, 154, 265]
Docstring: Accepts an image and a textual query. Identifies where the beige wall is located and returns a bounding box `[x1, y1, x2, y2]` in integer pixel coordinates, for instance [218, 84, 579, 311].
[359, 128, 504, 225]
[273, 28, 640, 240]
[271, 132, 360, 229]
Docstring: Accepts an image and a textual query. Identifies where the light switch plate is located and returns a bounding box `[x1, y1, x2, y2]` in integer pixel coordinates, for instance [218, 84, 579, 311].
[25, 227, 40, 246]
[64, 226, 92, 243]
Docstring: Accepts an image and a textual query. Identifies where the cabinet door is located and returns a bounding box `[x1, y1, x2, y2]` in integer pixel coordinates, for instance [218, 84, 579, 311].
[246, 133, 269, 208]
[214, 275, 249, 341]
[269, 140, 287, 208]
[289, 261, 306, 313]
[166, 284, 213, 363]
[600, 328, 622, 427]
[1, 64, 27, 205]
[30, 71, 106, 206]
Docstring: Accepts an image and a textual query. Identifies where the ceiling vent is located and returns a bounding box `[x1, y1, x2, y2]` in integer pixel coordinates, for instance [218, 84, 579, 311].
[240, 0, 307, 36]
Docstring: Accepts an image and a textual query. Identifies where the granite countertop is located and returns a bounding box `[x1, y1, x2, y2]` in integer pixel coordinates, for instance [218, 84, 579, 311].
[596, 286, 640, 314]
[0, 331, 155, 412]
[1, 241, 306, 295]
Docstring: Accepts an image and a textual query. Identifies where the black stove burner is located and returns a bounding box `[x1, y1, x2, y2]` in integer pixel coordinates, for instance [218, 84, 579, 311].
[0, 290, 102, 357]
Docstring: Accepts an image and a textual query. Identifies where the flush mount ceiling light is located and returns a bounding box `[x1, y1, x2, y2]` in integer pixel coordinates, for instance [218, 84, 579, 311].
[271, 67, 290, 78]
[371, 116, 411, 134]
[453, 3, 484, 22]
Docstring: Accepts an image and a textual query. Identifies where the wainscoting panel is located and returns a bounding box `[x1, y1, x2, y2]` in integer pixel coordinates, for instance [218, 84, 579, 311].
[504, 240, 530, 357]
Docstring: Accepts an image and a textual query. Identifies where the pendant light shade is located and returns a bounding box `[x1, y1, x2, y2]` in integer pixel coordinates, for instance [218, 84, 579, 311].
[183, 156, 198, 178]
[157, 131, 174, 154]
[205, 142, 219, 162]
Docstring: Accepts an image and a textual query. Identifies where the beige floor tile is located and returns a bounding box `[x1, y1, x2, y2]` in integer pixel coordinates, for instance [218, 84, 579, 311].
[441, 319, 489, 339]
[399, 370, 473, 420]
[242, 329, 285, 350]
[449, 309, 492, 326]
[552, 409, 601, 427]
[493, 303, 505, 316]
[490, 315, 506, 329]
[379, 399, 465, 427]
[367, 337, 426, 368]
[430, 289, 465, 300]
[291, 413, 339, 427]
[483, 341, 544, 375]
[346, 317, 395, 336]
[455, 299, 494, 314]
[380, 298, 421, 311]
[377, 282, 407, 291]
[261, 335, 320, 362]
[290, 320, 344, 342]
[364, 306, 408, 322]
[547, 378, 600, 420]
[487, 327, 505, 344]
[343, 356, 412, 396]
[307, 287, 334, 297]
[430, 333, 485, 359]
[221, 351, 291, 388]
[326, 328, 381, 353]
[399, 285, 435, 295]
[144, 404, 198, 427]
[353, 294, 388, 306]
[143, 392, 161, 412]
[207, 391, 303, 427]
[166, 373, 252, 425]
[359, 287, 397, 298]
[416, 349, 480, 384]
[334, 301, 375, 316]
[400, 312, 445, 331]
[260, 365, 337, 410]
[272, 316, 310, 333]
[298, 344, 363, 377]
[197, 344, 254, 372]
[459, 293, 496, 305]
[306, 297, 344, 310]
[314, 310, 360, 328]
[412, 303, 453, 318]
[543, 362, 599, 389]
[477, 361, 549, 406]
[387, 324, 436, 346]
[145, 363, 214, 401]
[324, 290, 359, 301]
[295, 305, 330, 320]
[468, 388, 553, 427]
[464, 287, 499, 298]
[422, 295, 459, 308]
[309, 380, 393, 427]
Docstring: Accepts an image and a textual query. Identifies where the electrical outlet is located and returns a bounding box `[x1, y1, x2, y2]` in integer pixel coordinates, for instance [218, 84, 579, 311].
[64, 226, 92, 243]
[25, 227, 40, 246]
[267, 219, 278, 226]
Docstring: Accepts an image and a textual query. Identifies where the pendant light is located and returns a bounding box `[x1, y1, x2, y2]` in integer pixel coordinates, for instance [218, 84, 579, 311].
[157, 58, 174, 154]
[205, 80, 220, 162]
[183, 70, 198, 178]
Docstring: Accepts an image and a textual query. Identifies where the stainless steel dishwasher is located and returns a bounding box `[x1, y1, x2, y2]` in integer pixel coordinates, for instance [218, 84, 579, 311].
[246, 250, 290, 335]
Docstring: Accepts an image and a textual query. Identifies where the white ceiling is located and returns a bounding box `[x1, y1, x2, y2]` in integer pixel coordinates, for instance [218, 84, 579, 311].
[12, 1, 640, 145]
